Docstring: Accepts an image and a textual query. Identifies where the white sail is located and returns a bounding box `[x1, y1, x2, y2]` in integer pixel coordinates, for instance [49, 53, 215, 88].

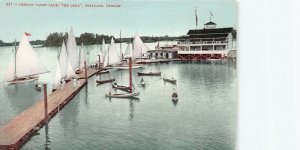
[66, 27, 79, 70]
[53, 60, 62, 89]
[108, 38, 121, 65]
[3, 50, 15, 81]
[4, 33, 49, 81]
[97, 50, 104, 65]
[79, 45, 90, 70]
[124, 43, 133, 58]
[101, 38, 106, 61]
[133, 33, 149, 59]
[66, 59, 75, 79]
[103, 50, 108, 68]
[59, 40, 68, 79]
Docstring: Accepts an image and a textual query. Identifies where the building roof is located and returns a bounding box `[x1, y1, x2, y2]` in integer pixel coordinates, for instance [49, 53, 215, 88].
[187, 27, 233, 35]
[204, 21, 217, 25]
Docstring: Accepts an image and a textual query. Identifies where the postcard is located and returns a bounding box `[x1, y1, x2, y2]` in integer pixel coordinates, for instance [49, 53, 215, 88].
[0, 0, 237, 149]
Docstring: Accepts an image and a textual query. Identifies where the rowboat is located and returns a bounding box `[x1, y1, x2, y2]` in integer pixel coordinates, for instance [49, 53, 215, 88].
[172, 92, 178, 101]
[96, 78, 115, 84]
[105, 92, 140, 98]
[112, 82, 131, 92]
[163, 76, 177, 84]
[138, 72, 161, 76]
[97, 69, 110, 75]
[140, 78, 146, 87]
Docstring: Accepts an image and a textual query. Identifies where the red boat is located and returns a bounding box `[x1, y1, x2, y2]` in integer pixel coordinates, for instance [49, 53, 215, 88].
[138, 72, 161, 76]
[96, 78, 115, 84]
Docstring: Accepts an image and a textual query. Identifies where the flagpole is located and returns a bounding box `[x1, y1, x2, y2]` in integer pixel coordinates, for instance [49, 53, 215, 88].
[195, 7, 198, 29]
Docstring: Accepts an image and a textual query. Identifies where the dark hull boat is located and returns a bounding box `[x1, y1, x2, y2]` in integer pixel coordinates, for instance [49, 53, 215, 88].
[96, 78, 115, 84]
[112, 83, 131, 92]
[137, 72, 161, 76]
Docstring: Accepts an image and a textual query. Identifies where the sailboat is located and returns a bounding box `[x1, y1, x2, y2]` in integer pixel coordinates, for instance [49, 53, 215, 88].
[113, 41, 143, 70]
[66, 27, 79, 72]
[106, 57, 140, 98]
[107, 37, 122, 66]
[76, 43, 90, 74]
[133, 33, 149, 63]
[4, 33, 49, 84]
[52, 59, 63, 92]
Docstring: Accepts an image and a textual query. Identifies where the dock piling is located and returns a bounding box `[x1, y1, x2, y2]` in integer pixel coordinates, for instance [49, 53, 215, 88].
[43, 84, 48, 123]
[84, 61, 87, 83]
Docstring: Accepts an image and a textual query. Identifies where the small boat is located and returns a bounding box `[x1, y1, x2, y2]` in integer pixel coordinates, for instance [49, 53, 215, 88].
[105, 92, 140, 98]
[96, 78, 115, 84]
[113, 65, 143, 70]
[97, 69, 110, 75]
[140, 78, 145, 87]
[34, 83, 42, 91]
[172, 92, 178, 101]
[75, 70, 81, 74]
[163, 76, 177, 84]
[112, 82, 131, 92]
[138, 72, 161, 76]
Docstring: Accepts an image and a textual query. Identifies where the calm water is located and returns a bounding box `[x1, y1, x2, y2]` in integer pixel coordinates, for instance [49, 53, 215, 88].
[0, 43, 237, 150]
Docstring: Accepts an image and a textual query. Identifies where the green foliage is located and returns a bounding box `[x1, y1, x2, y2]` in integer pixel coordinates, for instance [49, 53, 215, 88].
[45, 32, 66, 46]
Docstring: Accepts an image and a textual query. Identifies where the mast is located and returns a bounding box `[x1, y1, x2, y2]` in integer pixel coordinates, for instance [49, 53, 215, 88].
[14, 39, 17, 79]
[120, 30, 123, 60]
[129, 57, 132, 93]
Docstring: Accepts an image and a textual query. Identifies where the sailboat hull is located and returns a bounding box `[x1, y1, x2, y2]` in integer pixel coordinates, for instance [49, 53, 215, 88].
[7, 76, 39, 84]
[105, 92, 140, 98]
[113, 65, 143, 70]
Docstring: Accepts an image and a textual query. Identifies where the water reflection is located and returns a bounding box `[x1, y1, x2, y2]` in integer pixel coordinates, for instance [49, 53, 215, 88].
[44, 124, 51, 150]
[3, 82, 42, 115]
[172, 99, 178, 106]
[83, 86, 89, 109]
[58, 95, 80, 132]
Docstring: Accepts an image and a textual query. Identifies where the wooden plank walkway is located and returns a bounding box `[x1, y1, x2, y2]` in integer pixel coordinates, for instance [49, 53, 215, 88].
[0, 68, 99, 150]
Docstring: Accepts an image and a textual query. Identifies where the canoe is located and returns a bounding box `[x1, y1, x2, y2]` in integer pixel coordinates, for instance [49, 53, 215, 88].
[96, 78, 115, 84]
[97, 69, 110, 75]
[112, 83, 131, 92]
[105, 92, 140, 98]
[163, 77, 177, 84]
[138, 72, 161, 76]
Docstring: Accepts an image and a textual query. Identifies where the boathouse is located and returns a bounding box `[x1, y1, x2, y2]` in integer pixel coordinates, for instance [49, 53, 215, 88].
[177, 21, 235, 60]
[147, 42, 178, 59]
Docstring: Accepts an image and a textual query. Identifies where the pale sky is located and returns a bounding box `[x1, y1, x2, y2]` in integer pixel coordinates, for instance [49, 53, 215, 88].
[0, 0, 237, 42]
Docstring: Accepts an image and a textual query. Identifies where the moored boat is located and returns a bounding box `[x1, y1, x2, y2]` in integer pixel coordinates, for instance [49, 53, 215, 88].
[4, 33, 49, 84]
[112, 82, 131, 92]
[172, 92, 178, 101]
[105, 92, 140, 98]
[163, 76, 177, 84]
[96, 78, 115, 84]
[113, 65, 143, 70]
[138, 72, 161, 76]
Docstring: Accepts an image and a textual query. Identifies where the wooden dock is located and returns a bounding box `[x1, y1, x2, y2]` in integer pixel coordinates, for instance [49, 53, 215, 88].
[0, 68, 99, 150]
